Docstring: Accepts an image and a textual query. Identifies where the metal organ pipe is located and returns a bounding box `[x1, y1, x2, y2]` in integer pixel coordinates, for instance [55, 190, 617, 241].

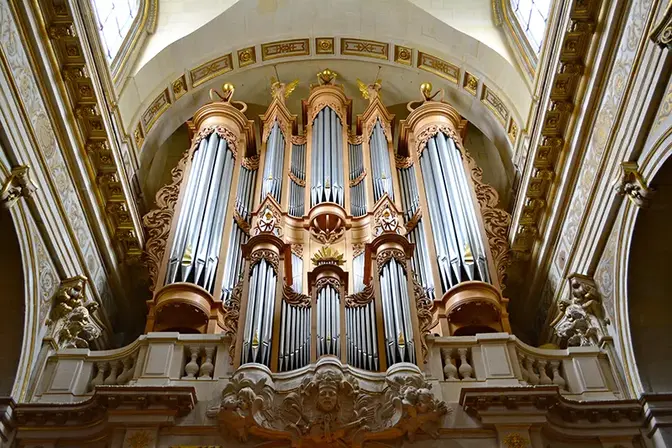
[316, 284, 340, 358]
[420, 132, 489, 293]
[369, 120, 393, 203]
[165, 133, 236, 293]
[242, 258, 278, 366]
[289, 143, 306, 217]
[261, 122, 285, 203]
[311, 107, 344, 207]
[349, 142, 366, 216]
[398, 165, 433, 293]
[379, 259, 415, 365]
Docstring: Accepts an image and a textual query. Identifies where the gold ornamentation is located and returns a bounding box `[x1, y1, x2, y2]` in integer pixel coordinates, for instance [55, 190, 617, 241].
[481, 85, 509, 125]
[394, 45, 413, 66]
[614, 161, 654, 207]
[233, 209, 251, 235]
[317, 68, 338, 85]
[311, 246, 345, 266]
[270, 78, 299, 104]
[315, 276, 342, 292]
[261, 38, 310, 61]
[405, 209, 422, 233]
[254, 205, 282, 236]
[463, 72, 478, 95]
[349, 170, 366, 187]
[414, 277, 435, 363]
[316, 37, 334, 54]
[650, 2, 672, 48]
[134, 124, 144, 149]
[127, 430, 153, 448]
[395, 154, 413, 169]
[242, 155, 260, 170]
[193, 125, 239, 159]
[249, 249, 280, 275]
[502, 433, 528, 448]
[1, 165, 37, 209]
[415, 124, 461, 157]
[49, 276, 102, 349]
[142, 149, 190, 290]
[374, 203, 402, 235]
[172, 74, 187, 101]
[283, 284, 311, 307]
[345, 283, 374, 308]
[237, 46, 257, 68]
[357, 78, 382, 103]
[142, 88, 171, 131]
[190, 53, 233, 88]
[291, 135, 307, 145]
[340, 38, 389, 60]
[348, 134, 363, 145]
[291, 244, 303, 257]
[417, 52, 459, 83]
[376, 248, 406, 274]
[508, 120, 518, 143]
[352, 243, 365, 258]
[223, 279, 243, 363]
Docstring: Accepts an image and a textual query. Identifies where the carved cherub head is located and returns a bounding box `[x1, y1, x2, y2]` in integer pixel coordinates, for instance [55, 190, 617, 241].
[317, 381, 339, 412]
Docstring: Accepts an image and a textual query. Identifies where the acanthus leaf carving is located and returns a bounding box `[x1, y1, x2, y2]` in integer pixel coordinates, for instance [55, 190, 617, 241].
[315, 276, 342, 293]
[283, 283, 311, 308]
[376, 248, 406, 275]
[207, 361, 449, 447]
[0, 165, 37, 209]
[249, 249, 280, 275]
[142, 149, 189, 290]
[223, 279, 243, 363]
[413, 277, 435, 363]
[344, 282, 374, 308]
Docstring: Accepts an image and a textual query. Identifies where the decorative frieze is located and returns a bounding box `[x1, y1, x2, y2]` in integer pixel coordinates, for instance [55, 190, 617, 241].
[394, 45, 413, 65]
[417, 52, 459, 84]
[261, 38, 310, 60]
[463, 72, 478, 95]
[481, 85, 509, 125]
[236, 46, 256, 68]
[142, 88, 171, 131]
[189, 53, 233, 88]
[315, 37, 334, 54]
[171, 74, 188, 101]
[340, 38, 389, 59]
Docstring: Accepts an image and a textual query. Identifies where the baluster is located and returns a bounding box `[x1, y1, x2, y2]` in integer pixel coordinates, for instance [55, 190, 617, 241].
[518, 353, 530, 383]
[457, 348, 474, 381]
[537, 360, 552, 385]
[550, 360, 566, 391]
[525, 356, 540, 385]
[199, 346, 215, 379]
[90, 361, 107, 390]
[183, 346, 200, 379]
[103, 361, 119, 385]
[117, 355, 135, 385]
[441, 348, 458, 381]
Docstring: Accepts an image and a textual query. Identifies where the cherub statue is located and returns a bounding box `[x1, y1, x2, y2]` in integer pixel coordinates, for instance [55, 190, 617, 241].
[357, 78, 382, 103]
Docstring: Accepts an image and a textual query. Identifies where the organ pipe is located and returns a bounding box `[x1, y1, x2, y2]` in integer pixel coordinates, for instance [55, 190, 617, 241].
[310, 107, 345, 207]
[349, 141, 367, 216]
[289, 142, 306, 217]
[261, 121, 285, 203]
[369, 120, 394, 202]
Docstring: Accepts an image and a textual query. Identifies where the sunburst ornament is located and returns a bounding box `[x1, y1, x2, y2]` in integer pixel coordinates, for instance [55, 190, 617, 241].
[127, 430, 152, 448]
[311, 246, 345, 266]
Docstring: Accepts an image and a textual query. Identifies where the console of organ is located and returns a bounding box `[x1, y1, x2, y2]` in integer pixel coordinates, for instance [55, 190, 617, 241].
[143, 72, 512, 373]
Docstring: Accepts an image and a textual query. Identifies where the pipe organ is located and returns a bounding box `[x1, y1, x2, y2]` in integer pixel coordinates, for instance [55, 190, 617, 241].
[143, 73, 511, 373]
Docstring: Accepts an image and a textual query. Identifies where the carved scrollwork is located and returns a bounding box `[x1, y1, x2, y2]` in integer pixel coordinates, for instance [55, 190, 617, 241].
[223, 279, 243, 363]
[352, 243, 365, 258]
[309, 100, 346, 127]
[364, 113, 392, 143]
[291, 244, 304, 257]
[291, 135, 307, 145]
[415, 124, 463, 157]
[207, 362, 449, 447]
[283, 284, 311, 308]
[263, 116, 292, 145]
[289, 170, 306, 187]
[345, 283, 374, 308]
[374, 202, 403, 236]
[405, 209, 422, 233]
[192, 125, 239, 159]
[349, 170, 366, 187]
[376, 248, 406, 274]
[233, 209, 251, 235]
[395, 154, 413, 169]
[348, 134, 363, 145]
[143, 149, 190, 290]
[315, 276, 341, 293]
[241, 155, 260, 171]
[254, 204, 282, 237]
[249, 249, 279, 275]
[413, 278, 435, 363]
[0, 165, 37, 209]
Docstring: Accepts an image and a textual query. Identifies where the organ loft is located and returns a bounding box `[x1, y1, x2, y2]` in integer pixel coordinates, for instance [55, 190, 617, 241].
[144, 70, 511, 375]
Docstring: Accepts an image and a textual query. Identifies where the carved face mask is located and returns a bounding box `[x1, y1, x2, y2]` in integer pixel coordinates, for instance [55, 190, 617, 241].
[317, 386, 337, 412]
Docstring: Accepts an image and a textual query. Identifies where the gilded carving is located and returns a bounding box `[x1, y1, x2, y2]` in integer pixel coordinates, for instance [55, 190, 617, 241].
[414, 278, 434, 363]
[242, 155, 260, 170]
[508, 120, 518, 143]
[233, 209, 251, 235]
[48, 276, 102, 349]
[190, 53, 233, 88]
[142, 149, 190, 290]
[341, 38, 388, 59]
[283, 283, 311, 307]
[345, 283, 374, 307]
[417, 52, 459, 83]
[374, 203, 402, 236]
[0, 165, 37, 208]
[405, 208, 422, 233]
[481, 85, 509, 124]
[311, 246, 345, 266]
[237, 46, 256, 68]
[503, 433, 529, 448]
[315, 276, 342, 293]
[394, 45, 413, 66]
[142, 88, 171, 131]
[249, 249, 280, 275]
[223, 279, 243, 363]
[463, 72, 478, 95]
[315, 37, 334, 54]
[207, 363, 448, 446]
[376, 248, 406, 274]
[261, 38, 310, 61]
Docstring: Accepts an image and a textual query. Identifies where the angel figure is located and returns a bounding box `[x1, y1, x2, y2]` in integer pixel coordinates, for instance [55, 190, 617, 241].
[271, 77, 299, 104]
[357, 78, 382, 104]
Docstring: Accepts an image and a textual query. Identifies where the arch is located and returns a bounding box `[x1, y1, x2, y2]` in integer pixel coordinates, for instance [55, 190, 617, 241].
[614, 129, 672, 397]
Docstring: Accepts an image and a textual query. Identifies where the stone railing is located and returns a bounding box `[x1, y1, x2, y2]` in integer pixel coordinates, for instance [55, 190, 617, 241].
[426, 333, 622, 402]
[33, 333, 233, 403]
[32, 332, 622, 404]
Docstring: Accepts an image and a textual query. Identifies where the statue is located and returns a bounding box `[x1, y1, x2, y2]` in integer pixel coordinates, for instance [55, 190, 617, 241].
[271, 77, 299, 104]
[49, 276, 102, 349]
[550, 274, 608, 347]
[357, 74, 382, 104]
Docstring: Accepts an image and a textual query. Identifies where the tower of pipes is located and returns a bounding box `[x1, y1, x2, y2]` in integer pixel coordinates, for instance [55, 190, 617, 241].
[144, 73, 511, 373]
